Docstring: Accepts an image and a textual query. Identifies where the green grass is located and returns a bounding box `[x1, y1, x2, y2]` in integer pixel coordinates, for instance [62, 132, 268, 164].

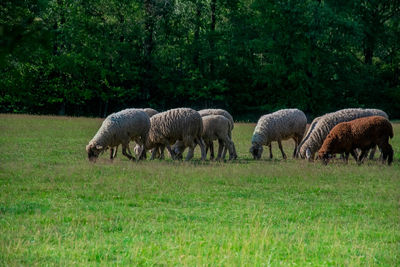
[0, 114, 399, 266]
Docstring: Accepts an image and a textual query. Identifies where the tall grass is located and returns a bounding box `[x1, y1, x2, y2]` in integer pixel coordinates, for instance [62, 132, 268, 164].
[0, 114, 399, 266]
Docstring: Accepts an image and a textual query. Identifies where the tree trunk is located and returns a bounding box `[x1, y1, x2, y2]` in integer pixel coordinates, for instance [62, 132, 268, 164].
[364, 33, 374, 65]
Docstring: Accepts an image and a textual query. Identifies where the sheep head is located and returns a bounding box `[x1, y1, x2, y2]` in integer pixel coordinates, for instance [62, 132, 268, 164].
[318, 150, 331, 165]
[86, 143, 104, 162]
[249, 143, 263, 160]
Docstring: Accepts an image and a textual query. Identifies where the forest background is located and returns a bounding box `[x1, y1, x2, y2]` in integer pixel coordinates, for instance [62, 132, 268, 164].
[1, 0, 399, 121]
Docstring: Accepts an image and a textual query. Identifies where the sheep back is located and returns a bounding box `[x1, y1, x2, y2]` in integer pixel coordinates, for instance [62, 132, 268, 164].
[147, 108, 203, 149]
[251, 109, 307, 146]
[201, 115, 231, 141]
[198, 109, 234, 130]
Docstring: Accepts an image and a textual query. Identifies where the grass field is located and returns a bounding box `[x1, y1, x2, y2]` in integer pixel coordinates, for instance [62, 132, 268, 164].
[1, 114, 399, 266]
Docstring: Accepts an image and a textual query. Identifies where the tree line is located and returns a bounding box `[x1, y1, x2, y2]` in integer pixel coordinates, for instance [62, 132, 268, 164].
[1, 0, 399, 120]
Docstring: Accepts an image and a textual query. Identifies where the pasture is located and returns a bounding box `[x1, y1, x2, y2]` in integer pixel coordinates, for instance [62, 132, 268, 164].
[0, 114, 399, 266]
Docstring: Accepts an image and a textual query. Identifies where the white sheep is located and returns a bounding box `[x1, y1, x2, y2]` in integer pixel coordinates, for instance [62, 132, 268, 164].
[174, 115, 237, 160]
[249, 109, 307, 159]
[113, 108, 159, 159]
[86, 108, 150, 162]
[142, 108, 206, 161]
[297, 108, 388, 160]
[198, 109, 236, 159]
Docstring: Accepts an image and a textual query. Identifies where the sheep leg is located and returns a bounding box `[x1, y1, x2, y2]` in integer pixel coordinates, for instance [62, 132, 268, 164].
[217, 140, 224, 160]
[110, 147, 115, 160]
[216, 140, 224, 160]
[221, 137, 233, 160]
[140, 150, 146, 160]
[139, 147, 146, 160]
[209, 141, 215, 160]
[150, 146, 159, 160]
[224, 138, 235, 160]
[185, 144, 195, 161]
[343, 152, 349, 164]
[380, 143, 393, 165]
[368, 146, 377, 160]
[357, 150, 369, 165]
[194, 137, 206, 161]
[269, 144, 273, 159]
[350, 150, 358, 162]
[292, 138, 298, 159]
[122, 144, 135, 160]
[278, 140, 287, 159]
[137, 134, 147, 160]
[232, 142, 237, 159]
[159, 145, 166, 160]
[221, 146, 227, 161]
[165, 144, 177, 160]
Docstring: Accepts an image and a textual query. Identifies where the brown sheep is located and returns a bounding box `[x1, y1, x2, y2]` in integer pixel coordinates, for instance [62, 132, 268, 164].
[318, 116, 394, 165]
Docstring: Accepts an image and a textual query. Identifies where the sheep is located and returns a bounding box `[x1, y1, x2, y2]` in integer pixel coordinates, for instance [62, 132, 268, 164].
[86, 108, 150, 162]
[173, 115, 237, 160]
[142, 108, 206, 161]
[297, 108, 388, 160]
[318, 116, 394, 165]
[198, 109, 236, 159]
[111, 108, 159, 160]
[172, 108, 236, 160]
[249, 109, 307, 160]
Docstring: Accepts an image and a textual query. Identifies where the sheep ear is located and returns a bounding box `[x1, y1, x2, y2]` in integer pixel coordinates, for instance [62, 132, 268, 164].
[96, 145, 103, 150]
[85, 145, 90, 152]
[306, 148, 311, 159]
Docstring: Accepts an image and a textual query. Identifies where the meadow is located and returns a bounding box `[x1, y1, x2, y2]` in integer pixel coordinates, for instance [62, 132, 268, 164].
[0, 114, 399, 266]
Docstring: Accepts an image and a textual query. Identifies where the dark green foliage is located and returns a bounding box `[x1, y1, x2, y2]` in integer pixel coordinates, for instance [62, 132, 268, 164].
[1, 0, 399, 120]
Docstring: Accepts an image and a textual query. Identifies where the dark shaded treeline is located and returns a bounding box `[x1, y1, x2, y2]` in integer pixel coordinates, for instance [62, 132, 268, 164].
[1, 0, 399, 121]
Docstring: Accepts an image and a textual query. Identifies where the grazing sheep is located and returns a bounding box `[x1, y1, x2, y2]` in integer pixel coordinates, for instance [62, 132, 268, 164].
[86, 109, 150, 162]
[250, 109, 307, 160]
[173, 108, 237, 160]
[199, 108, 236, 159]
[297, 108, 388, 160]
[318, 116, 394, 165]
[198, 109, 236, 159]
[113, 108, 159, 159]
[174, 115, 237, 160]
[143, 108, 206, 161]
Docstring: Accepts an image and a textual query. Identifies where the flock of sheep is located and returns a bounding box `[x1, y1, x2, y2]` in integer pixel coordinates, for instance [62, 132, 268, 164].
[86, 107, 394, 165]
